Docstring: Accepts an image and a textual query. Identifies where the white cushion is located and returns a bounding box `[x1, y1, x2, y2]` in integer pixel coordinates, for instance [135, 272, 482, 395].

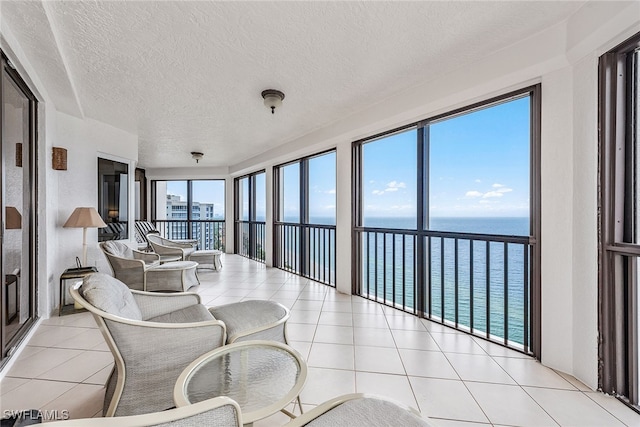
[82, 273, 143, 320]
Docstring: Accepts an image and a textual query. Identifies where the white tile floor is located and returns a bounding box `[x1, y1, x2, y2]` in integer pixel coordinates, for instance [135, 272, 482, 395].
[1, 254, 639, 426]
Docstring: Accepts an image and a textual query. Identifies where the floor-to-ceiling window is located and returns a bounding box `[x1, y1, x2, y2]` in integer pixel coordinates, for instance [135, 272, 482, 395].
[274, 150, 336, 286]
[599, 31, 640, 410]
[353, 86, 541, 356]
[234, 171, 266, 262]
[1, 52, 37, 363]
[151, 180, 225, 250]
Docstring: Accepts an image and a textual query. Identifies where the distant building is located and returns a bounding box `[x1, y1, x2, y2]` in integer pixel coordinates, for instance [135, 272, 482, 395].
[164, 194, 222, 249]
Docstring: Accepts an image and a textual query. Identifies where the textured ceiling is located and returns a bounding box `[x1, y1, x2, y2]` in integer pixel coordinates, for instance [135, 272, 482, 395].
[2, 1, 591, 169]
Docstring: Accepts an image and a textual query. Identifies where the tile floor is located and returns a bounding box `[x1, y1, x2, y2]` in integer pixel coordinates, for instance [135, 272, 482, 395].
[1, 255, 639, 426]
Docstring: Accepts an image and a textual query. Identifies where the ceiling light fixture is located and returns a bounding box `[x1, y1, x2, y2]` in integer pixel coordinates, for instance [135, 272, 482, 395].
[261, 89, 285, 114]
[191, 151, 204, 163]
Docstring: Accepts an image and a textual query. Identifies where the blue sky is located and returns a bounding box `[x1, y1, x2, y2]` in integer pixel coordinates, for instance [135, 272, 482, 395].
[363, 96, 530, 219]
[166, 96, 530, 223]
[166, 180, 225, 218]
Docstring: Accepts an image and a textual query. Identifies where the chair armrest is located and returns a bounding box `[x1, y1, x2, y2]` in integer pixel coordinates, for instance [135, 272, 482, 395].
[107, 254, 147, 270]
[170, 240, 197, 249]
[151, 243, 185, 257]
[132, 250, 160, 263]
[131, 290, 202, 319]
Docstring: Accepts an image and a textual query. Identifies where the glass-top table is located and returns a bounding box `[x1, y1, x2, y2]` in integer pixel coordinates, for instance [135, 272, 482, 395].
[174, 340, 307, 425]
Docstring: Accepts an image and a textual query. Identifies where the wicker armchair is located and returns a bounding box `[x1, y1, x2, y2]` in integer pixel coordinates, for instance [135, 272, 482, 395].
[99, 241, 161, 291]
[71, 273, 290, 417]
[147, 234, 197, 260]
[100, 241, 200, 292]
[47, 397, 242, 427]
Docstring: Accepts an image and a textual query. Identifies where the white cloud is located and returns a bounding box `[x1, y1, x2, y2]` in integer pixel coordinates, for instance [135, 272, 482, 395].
[325, 189, 336, 194]
[482, 191, 504, 198]
[387, 181, 406, 189]
[492, 183, 504, 188]
[370, 180, 408, 196]
[465, 191, 483, 198]
[475, 179, 482, 183]
[496, 187, 512, 193]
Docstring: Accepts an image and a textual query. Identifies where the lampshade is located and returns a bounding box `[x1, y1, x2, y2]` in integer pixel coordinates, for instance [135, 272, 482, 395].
[63, 207, 107, 228]
[5, 206, 22, 230]
[261, 89, 285, 114]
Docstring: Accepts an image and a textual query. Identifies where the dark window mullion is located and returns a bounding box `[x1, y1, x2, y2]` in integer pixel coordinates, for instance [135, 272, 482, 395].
[187, 180, 193, 239]
[416, 125, 427, 317]
[300, 160, 309, 276]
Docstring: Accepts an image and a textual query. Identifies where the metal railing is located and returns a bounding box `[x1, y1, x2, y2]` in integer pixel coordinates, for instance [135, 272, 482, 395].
[235, 220, 266, 263]
[355, 227, 533, 354]
[153, 220, 225, 251]
[274, 222, 336, 286]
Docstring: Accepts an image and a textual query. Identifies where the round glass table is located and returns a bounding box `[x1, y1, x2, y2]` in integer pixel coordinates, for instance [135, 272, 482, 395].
[174, 340, 307, 425]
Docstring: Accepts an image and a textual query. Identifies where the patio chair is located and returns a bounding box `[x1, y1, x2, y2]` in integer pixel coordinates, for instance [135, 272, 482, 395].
[46, 397, 242, 426]
[147, 234, 197, 260]
[285, 393, 432, 427]
[133, 221, 158, 251]
[99, 241, 199, 292]
[71, 273, 289, 417]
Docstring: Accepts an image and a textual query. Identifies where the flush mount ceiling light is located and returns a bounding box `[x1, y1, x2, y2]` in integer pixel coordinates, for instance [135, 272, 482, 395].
[261, 89, 285, 114]
[191, 151, 204, 163]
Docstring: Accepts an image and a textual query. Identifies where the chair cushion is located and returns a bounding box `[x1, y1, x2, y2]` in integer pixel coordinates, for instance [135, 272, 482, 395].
[82, 273, 143, 321]
[150, 261, 198, 270]
[305, 397, 431, 427]
[148, 303, 214, 324]
[209, 300, 286, 340]
[102, 240, 134, 259]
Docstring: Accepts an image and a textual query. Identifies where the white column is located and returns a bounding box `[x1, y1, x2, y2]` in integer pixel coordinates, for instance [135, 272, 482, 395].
[335, 140, 352, 295]
[225, 177, 234, 254]
[265, 166, 274, 267]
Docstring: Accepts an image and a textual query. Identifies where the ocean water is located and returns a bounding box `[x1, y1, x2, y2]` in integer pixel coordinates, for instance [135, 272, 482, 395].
[280, 216, 531, 346]
[360, 216, 530, 346]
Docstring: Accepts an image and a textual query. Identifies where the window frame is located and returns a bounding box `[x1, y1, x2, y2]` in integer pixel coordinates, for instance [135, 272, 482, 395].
[352, 85, 541, 357]
[599, 32, 640, 410]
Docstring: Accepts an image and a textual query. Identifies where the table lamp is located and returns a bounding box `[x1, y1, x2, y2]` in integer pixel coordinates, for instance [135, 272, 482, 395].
[63, 207, 107, 267]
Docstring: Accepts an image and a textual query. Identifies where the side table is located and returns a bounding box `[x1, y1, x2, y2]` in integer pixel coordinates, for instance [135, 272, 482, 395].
[174, 340, 307, 425]
[59, 267, 98, 316]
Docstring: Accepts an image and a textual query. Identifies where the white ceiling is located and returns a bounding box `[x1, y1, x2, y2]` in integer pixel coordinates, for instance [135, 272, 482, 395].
[2, 1, 595, 169]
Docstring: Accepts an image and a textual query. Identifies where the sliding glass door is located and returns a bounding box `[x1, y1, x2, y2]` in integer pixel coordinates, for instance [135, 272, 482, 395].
[1, 52, 37, 362]
[599, 32, 640, 410]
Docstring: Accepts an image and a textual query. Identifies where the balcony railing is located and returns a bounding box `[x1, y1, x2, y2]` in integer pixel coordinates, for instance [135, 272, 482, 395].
[274, 222, 336, 287]
[355, 227, 533, 354]
[235, 220, 266, 263]
[152, 220, 225, 251]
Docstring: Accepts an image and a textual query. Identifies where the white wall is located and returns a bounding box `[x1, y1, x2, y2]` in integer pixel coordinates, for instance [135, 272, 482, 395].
[46, 112, 138, 314]
[540, 66, 574, 375]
